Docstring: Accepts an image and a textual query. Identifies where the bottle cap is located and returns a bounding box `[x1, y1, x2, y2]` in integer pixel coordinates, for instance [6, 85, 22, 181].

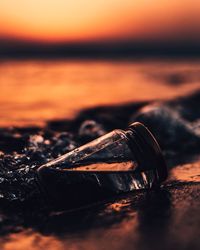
[128, 122, 168, 183]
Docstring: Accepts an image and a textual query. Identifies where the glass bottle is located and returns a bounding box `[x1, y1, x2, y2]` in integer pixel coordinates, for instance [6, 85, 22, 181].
[37, 122, 167, 210]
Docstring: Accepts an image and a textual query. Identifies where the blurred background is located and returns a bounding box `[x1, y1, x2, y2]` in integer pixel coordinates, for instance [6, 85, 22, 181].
[0, 0, 200, 127]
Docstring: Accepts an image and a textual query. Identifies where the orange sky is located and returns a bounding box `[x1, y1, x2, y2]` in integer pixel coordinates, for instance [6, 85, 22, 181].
[0, 0, 200, 44]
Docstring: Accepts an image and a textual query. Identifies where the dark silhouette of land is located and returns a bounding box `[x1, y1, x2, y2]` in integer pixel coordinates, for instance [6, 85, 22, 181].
[1, 39, 200, 59]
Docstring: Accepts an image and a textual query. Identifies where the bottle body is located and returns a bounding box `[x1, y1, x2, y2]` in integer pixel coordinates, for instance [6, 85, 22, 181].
[37, 122, 167, 210]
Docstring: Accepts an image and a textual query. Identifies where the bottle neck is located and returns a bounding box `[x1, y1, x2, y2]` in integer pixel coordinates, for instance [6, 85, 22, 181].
[124, 122, 167, 183]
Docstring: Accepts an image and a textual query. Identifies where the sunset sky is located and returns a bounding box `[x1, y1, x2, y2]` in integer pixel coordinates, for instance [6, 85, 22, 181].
[0, 0, 200, 58]
[0, 0, 200, 50]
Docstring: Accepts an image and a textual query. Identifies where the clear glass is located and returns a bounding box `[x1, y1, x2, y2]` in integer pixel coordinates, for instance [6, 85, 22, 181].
[37, 123, 167, 209]
[44, 130, 137, 172]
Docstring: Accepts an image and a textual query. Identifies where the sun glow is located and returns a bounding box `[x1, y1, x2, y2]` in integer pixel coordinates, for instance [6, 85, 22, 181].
[0, 0, 199, 43]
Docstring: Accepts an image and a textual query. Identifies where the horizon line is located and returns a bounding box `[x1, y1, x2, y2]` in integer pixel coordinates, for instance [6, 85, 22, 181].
[1, 40, 200, 59]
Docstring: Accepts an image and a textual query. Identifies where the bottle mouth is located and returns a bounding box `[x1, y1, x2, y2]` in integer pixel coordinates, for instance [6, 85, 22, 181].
[126, 122, 168, 183]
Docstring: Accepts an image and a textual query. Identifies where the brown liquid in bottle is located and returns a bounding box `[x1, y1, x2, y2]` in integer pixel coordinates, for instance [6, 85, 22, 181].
[68, 160, 138, 173]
